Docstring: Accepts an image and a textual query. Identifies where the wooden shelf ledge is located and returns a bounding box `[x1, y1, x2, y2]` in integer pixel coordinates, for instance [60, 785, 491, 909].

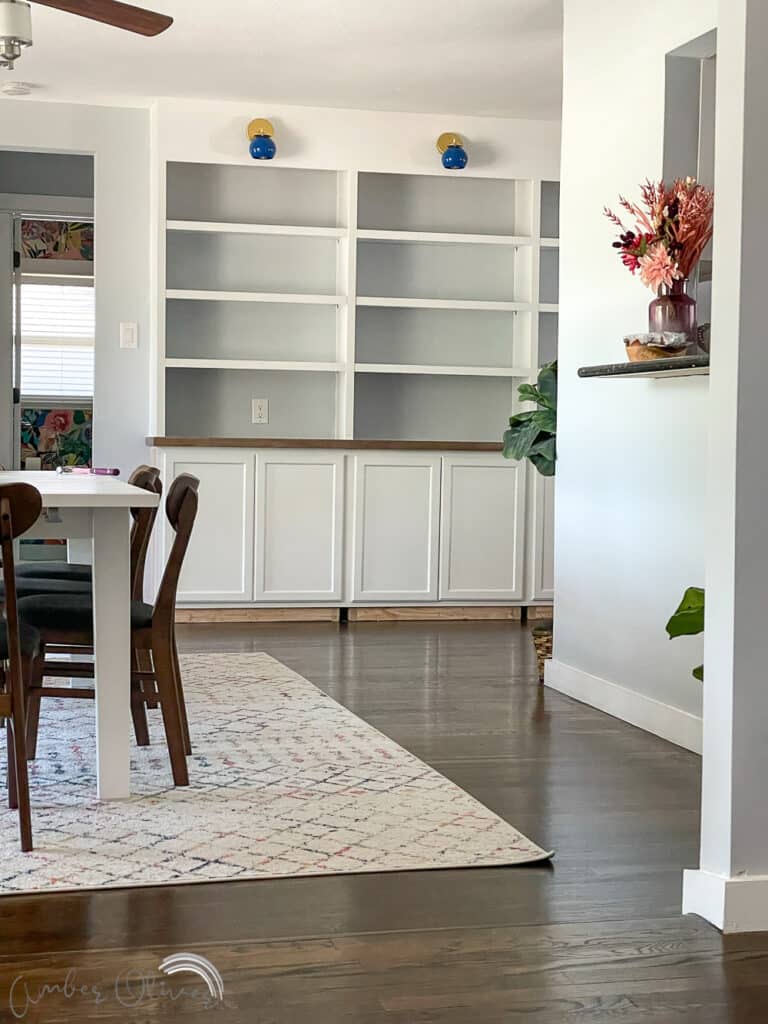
[146, 437, 504, 451]
[578, 354, 709, 380]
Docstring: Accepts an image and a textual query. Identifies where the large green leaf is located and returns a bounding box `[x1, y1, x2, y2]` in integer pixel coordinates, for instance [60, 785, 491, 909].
[537, 362, 558, 407]
[531, 407, 556, 433]
[529, 452, 556, 476]
[666, 586, 705, 681]
[502, 361, 557, 476]
[666, 586, 705, 638]
[517, 383, 548, 408]
[503, 417, 541, 461]
[528, 436, 555, 460]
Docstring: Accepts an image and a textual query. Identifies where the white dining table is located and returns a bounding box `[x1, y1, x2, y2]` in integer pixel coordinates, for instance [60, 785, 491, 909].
[0, 471, 160, 800]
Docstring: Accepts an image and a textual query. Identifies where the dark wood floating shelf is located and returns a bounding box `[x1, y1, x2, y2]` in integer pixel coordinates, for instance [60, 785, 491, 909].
[146, 437, 504, 452]
[578, 354, 709, 380]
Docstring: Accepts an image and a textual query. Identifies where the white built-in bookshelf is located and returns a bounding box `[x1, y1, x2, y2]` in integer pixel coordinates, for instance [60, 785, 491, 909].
[161, 162, 559, 441]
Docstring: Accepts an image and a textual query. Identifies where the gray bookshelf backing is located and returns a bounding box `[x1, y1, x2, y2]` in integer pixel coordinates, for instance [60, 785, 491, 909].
[166, 300, 338, 364]
[354, 373, 516, 442]
[166, 231, 338, 295]
[358, 172, 531, 235]
[165, 367, 337, 439]
[166, 162, 339, 226]
[357, 240, 526, 303]
[540, 180, 560, 238]
[355, 307, 524, 369]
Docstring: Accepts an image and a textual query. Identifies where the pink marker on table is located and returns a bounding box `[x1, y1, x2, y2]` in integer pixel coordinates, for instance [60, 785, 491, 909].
[55, 467, 121, 476]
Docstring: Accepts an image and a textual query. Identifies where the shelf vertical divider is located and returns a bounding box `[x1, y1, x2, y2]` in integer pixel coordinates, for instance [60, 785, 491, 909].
[337, 170, 359, 439]
[151, 119, 167, 437]
[529, 178, 544, 384]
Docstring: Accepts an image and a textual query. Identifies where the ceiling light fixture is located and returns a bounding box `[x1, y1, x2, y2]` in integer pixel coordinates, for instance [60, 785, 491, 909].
[0, 0, 32, 71]
[0, 1, 172, 73]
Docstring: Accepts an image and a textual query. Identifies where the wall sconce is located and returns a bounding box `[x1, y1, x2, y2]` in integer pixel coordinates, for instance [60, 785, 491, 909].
[247, 118, 277, 160]
[437, 132, 468, 170]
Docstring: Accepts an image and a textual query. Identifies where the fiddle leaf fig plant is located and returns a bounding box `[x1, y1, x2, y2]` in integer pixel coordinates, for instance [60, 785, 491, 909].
[666, 586, 704, 681]
[503, 361, 557, 477]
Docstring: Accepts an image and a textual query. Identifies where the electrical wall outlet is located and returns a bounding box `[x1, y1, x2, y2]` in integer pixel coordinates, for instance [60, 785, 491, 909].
[119, 322, 138, 349]
[251, 398, 269, 424]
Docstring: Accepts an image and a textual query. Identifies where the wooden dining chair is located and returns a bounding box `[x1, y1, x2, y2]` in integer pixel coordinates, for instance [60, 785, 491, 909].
[0, 483, 43, 852]
[19, 474, 200, 788]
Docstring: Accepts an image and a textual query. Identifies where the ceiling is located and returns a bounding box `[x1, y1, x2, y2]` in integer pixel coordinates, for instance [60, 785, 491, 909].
[5, 0, 563, 119]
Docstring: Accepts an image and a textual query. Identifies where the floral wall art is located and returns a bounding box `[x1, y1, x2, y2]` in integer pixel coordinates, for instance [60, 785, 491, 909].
[20, 408, 92, 552]
[21, 220, 94, 263]
[21, 408, 93, 469]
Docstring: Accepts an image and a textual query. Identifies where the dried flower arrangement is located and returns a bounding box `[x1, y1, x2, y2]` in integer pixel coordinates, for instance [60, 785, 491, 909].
[604, 178, 714, 292]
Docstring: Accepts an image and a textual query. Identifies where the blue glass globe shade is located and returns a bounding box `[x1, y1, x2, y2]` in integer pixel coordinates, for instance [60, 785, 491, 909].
[249, 135, 277, 160]
[441, 144, 468, 170]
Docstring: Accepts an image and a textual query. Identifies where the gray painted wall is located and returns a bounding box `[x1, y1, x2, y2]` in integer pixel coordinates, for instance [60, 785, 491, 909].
[0, 150, 93, 198]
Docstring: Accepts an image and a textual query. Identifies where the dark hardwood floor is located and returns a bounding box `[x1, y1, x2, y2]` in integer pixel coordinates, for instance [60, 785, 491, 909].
[2, 621, 767, 1022]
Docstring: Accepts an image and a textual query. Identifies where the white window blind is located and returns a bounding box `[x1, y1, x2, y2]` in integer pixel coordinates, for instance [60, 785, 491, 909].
[20, 282, 95, 399]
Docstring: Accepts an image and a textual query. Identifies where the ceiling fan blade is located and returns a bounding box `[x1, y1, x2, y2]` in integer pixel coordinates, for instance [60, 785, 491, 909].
[30, 0, 173, 36]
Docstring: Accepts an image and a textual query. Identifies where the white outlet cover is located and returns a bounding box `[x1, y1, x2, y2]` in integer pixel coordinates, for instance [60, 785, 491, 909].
[251, 398, 269, 424]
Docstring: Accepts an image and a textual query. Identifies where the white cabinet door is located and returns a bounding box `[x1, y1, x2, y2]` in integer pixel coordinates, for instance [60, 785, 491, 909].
[165, 451, 254, 603]
[351, 454, 441, 601]
[254, 452, 344, 601]
[439, 455, 526, 601]
[531, 471, 555, 600]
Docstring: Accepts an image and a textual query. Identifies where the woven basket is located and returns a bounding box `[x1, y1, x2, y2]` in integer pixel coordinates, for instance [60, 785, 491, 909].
[532, 621, 553, 683]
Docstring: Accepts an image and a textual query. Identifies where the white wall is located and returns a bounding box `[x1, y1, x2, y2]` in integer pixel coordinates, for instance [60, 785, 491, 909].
[0, 100, 151, 475]
[154, 99, 561, 178]
[547, 0, 717, 750]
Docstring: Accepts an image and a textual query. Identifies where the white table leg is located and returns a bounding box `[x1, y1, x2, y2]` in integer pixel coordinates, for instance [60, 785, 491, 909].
[92, 506, 131, 799]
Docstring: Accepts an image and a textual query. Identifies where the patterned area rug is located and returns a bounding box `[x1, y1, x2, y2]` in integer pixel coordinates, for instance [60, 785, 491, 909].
[0, 653, 551, 894]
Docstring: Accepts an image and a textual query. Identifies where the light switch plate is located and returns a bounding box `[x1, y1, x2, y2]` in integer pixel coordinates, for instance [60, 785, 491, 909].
[119, 322, 138, 349]
[251, 398, 269, 424]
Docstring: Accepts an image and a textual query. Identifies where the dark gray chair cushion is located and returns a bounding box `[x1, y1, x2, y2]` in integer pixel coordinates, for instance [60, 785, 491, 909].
[0, 577, 92, 599]
[0, 621, 41, 659]
[18, 594, 153, 635]
[16, 561, 92, 583]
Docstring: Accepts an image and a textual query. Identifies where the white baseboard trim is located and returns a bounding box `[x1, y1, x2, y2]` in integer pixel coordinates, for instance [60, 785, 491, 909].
[683, 869, 768, 932]
[544, 659, 702, 753]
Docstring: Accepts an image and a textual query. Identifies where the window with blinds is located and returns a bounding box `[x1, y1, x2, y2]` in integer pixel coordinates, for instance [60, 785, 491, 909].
[19, 282, 95, 400]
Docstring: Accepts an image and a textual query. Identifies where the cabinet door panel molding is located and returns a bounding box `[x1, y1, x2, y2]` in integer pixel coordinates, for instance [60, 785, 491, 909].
[351, 454, 441, 601]
[254, 452, 345, 601]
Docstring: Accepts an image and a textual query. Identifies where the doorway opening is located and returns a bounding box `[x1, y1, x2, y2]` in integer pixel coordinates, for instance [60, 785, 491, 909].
[0, 149, 94, 562]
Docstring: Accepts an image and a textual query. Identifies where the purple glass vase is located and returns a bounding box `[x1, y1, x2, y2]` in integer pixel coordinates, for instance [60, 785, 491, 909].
[648, 278, 698, 353]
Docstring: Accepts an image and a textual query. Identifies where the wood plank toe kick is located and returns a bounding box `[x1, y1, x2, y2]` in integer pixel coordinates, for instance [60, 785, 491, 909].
[176, 608, 341, 623]
[526, 604, 554, 620]
[348, 606, 522, 622]
[176, 607, 529, 624]
[148, 437, 503, 452]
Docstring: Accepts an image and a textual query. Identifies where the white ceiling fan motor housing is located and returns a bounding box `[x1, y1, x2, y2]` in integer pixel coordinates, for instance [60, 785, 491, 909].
[0, 0, 33, 71]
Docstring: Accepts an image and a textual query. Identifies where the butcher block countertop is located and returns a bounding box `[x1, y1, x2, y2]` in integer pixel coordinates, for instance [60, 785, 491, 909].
[146, 437, 504, 452]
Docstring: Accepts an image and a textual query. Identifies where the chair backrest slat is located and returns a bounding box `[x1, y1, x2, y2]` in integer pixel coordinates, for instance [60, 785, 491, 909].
[154, 474, 200, 631]
[127, 465, 162, 601]
[0, 484, 42, 687]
